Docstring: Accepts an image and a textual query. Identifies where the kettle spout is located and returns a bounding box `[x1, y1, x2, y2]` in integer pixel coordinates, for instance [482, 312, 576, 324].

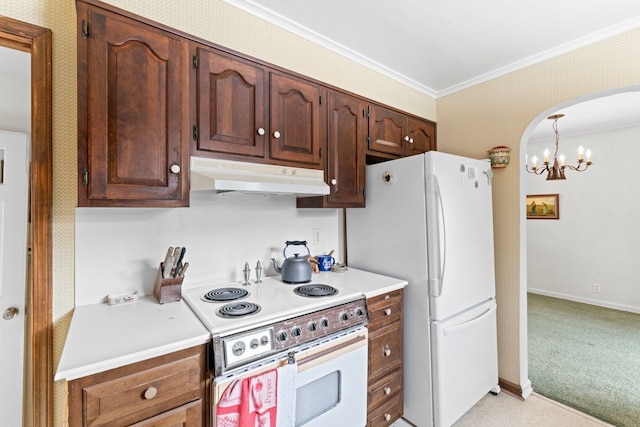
[271, 258, 282, 273]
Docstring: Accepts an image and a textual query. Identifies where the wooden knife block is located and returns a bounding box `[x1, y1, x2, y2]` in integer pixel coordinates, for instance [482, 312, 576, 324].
[153, 262, 184, 304]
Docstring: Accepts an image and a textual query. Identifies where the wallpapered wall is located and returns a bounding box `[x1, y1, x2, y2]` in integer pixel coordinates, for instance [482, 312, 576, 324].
[2, 0, 639, 424]
[437, 30, 640, 390]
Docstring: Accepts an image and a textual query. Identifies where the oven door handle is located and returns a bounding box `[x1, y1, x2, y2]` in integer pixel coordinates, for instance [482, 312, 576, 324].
[297, 330, 368, 372]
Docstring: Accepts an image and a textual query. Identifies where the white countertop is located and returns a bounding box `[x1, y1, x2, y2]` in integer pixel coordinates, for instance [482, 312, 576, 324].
[54, 268, 405, 381]
[54, 296, 210, 381]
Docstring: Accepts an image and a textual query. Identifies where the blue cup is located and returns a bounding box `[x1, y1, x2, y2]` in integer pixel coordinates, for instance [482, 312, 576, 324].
[316, 255, 335, 272]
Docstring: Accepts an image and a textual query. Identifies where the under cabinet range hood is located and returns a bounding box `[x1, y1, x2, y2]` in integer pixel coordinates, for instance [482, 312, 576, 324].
[190, 157, 330, 197]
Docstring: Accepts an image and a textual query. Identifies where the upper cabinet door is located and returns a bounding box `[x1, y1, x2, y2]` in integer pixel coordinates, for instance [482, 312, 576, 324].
[196, 48, 267, 158]
[78, 3, 189, 206]
[269, 73, 325, 167]
[368, 104, 406, 156]
[406, 116, 436, 156]
[326, 91, 366, 206]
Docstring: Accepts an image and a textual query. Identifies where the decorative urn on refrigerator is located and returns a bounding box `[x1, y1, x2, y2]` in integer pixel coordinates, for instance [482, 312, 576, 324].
[347, 151, 500, 427]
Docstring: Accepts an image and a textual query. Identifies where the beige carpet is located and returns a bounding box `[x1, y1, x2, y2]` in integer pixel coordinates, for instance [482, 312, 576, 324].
[392, 391, 613, 426]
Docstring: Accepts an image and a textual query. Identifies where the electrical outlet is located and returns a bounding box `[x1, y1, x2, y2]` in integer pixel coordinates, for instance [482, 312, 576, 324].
[313, 228, 321, 245]
[593, 283, 601, 293]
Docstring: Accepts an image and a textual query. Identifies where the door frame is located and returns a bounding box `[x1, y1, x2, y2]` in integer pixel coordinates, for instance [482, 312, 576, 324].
[0, 17, 53, 427]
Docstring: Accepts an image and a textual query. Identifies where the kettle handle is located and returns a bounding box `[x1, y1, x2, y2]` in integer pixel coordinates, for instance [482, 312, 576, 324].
[284, 240, 310, 257]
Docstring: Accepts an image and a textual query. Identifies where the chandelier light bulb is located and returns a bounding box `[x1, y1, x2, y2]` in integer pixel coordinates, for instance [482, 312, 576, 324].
[559, 154, 565, 167]
[586, 149, 592, 163]
[578, 145, 584, 160]
[543, 148, 549, 163]
[531, 155, 537, 169]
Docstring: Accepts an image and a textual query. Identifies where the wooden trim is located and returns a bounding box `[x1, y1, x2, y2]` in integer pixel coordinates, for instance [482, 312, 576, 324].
[0, 16, 53, 427]
[498, 377, 525, 400]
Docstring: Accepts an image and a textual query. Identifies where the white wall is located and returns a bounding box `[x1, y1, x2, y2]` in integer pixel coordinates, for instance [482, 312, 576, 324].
[0, 69, 30, 133]
[75, 192, 341, 305]
[527, 125, 640, 313]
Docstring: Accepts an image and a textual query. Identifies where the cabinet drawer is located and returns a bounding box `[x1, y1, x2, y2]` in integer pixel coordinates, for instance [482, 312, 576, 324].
[368, 323, 402, 380]
[367, 290, 402, 329]
[368, 368, 402, 409]
[131, 399, 202, 426]
[82, 353, 202, 426]
[367, 393, 403, 427]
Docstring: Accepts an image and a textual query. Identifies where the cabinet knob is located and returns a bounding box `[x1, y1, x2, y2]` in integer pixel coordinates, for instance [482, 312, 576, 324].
[257, 127, 265, 136]
[330, 178, 337, 185]
[3, 306, 19, 320]
[409, 137, 414, 144]
[384, 308, 392, 316]
[384, 414, 391, 421]
[170, 164, 181, 174]
[403, 135, 409, 142]
[273, 130, 281, 139]
[143, 386, 158, 399]
[384, 346, 391, 357]
[384, 387, 391, 395]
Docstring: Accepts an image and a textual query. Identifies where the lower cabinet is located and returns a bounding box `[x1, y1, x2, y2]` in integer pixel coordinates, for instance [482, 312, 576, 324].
[367, 289, 404, 426]
[67, 344, 209, 426]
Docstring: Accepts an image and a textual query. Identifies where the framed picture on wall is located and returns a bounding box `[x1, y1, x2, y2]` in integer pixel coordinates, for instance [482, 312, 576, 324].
[526, 194, 559, 219]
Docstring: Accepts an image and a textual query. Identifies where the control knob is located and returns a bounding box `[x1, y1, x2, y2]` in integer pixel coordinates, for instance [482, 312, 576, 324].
[232, 341, 246, 356]
[307, 321, 317, 332]
[291, 326, 302, 337]
[276, 330, 288, 342]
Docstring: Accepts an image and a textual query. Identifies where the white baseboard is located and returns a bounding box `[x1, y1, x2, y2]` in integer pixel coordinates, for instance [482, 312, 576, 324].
[527, 288, 640, 314]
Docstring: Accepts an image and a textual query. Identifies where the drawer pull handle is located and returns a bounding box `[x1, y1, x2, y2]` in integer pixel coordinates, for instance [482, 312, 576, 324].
[384, 413, 391, 421]
[384, 346, 391, 357]
[384, 308, 392, 316]
[384, 387, 391, 395]
[144, 386, 158, 400]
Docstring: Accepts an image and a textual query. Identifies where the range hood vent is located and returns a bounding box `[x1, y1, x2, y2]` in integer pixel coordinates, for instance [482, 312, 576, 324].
[190, 157, 330, 197]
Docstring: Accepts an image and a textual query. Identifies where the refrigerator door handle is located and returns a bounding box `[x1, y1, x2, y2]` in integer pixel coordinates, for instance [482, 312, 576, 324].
[441, 303, 496, 336]
[426, 174, 446, 297]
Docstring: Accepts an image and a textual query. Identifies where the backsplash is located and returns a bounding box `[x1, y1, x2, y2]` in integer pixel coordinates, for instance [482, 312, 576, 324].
[75, 192, 340, 306]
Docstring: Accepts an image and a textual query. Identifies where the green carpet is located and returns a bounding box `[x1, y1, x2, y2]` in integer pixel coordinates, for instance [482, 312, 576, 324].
[528, 293, 640, 427]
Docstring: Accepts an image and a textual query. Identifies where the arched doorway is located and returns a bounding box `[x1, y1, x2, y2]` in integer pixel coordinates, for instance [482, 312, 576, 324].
[519, 85, 640, 423]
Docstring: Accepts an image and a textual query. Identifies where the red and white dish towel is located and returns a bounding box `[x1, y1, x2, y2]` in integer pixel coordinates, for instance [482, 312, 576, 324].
[216, 363, 297, 427]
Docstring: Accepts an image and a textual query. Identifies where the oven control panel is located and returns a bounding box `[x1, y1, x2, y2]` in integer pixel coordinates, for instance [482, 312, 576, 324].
[212, 298, 368, 375]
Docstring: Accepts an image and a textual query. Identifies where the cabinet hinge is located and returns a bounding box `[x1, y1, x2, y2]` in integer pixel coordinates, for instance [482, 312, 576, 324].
[82, 168, 89, 187]
[319, 95, 322, 105]
[192, 125, 198, 141]
[319, 147, 322, 158]
[366, 106, 371, 119]
[81, 20, 89, 39]
[192, 55, 198, 70]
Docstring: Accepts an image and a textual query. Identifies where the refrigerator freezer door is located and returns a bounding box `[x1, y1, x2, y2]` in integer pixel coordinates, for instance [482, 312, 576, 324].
[430, 299, 499, 427]
[424, 151, 496, 321]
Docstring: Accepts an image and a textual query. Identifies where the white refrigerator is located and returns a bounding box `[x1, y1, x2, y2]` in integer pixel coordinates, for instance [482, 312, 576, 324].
[346, 151, 500, 427]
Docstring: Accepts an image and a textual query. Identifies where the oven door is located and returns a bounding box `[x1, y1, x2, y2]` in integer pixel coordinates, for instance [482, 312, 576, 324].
[213, 327, 368, 426]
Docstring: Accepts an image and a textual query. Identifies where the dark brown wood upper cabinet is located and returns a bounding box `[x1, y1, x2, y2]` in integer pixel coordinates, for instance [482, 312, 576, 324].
[77, 1, 189, 206]
[269, 73, 325, 167]
[368, 104, 436, 160]
[298, 91, 366, 208]
[368, 104, 407, 157]
[407, 116, 436, 156]
[195, 47, 267, 158]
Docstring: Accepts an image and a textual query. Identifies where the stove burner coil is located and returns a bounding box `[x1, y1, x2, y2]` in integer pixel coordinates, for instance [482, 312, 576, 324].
[294, 284, 338, 297]
[202, 287, 249, 302]
[217, 302, 261, 318]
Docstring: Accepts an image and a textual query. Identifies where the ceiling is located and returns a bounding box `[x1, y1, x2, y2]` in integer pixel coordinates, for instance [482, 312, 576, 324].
[224, 0, 640, 137]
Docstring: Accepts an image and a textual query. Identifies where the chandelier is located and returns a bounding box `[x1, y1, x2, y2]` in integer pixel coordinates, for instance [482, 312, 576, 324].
[526, 114, 592, 180]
